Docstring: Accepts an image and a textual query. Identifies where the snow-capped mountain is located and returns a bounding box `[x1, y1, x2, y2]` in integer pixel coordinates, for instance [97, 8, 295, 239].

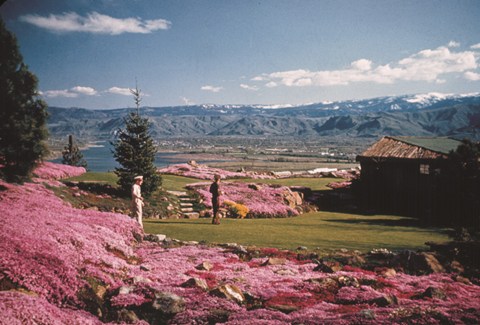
[48, 93, 480, 140]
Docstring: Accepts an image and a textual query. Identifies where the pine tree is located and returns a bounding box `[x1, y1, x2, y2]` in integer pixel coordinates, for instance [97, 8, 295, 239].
[111, 85, 161, 197]
[62, 135, 87, 168]
[0, 18, 49, 182]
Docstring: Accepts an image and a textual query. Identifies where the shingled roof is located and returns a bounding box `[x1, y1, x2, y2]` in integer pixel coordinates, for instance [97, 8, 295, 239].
[358, 136, 463, 160]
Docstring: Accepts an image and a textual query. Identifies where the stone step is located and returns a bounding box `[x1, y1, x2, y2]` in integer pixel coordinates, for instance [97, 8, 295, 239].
[180, 202, 193, 207]
[167, 190, 188, 196]
[183, 212, 199, 219]
[181, 207, 194, 213]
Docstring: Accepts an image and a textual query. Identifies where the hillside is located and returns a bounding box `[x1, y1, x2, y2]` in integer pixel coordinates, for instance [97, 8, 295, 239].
[47, 93, 480, 141]
[1, 163, 479, 324]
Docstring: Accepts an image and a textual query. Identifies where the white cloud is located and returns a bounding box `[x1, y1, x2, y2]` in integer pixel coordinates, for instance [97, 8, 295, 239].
[42, 86, 98, 98]
[181, 97, 195, 105]
[106, 87, 132, 96]
[251, 75, 266, 81]
[42, 89, 79, 98]
[464, 71, 480, 81]
[448, 40, 460, 48]
[71, 86, 97, 96]
[240, 84, 258, 91]
[201, 85, 223, 93]
[351, 59, 372, 71]
[471, 43, 480, 49]
[255, 45, 478, 88]
[20, 12, 171, 35]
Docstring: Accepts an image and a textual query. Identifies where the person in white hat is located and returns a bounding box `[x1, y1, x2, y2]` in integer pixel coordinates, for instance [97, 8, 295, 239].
[131, 176, 144, 227]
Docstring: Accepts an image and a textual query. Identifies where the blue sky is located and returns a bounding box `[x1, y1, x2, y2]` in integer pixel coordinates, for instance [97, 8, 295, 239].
[1, 0, 480, 109]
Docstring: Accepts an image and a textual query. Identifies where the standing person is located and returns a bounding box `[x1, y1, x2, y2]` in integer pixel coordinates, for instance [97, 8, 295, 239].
[131, 175, 145, 228]
[209, 174, 222, 225]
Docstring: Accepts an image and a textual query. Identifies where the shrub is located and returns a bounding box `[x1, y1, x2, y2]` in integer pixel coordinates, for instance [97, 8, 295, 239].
[223, 200, 249, 218]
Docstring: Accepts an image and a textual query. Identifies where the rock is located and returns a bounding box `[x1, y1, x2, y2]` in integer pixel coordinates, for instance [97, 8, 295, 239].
[282, 188, 303, 208]
[248, 184, 263, 191]
[143, 234, 167, 242]
[262, 257, 287, 266]
[422, 286, 447, 300]
[115, 309, 140, 323]
[151, 292, 186, 315]
[297, 246, 308, 251]
[359, 309, 376, 320]
[375, 267, 397, 277]
[210, 285, 245, 304]
[371, 294, 398, 306]
[140, 264, 152, 271]
[307, 277, 339, 291]
[118, 286, 134, 295]
[181, 277, 209, 291]
[449, 260, 465, 274]
[337, 276, 360, 288]
[421, 253, 445, 273]
[274, 268, 297, 276]
[313, 260, 342, 273]
[395, 251, 445, 274]
[94, 285, 107, 300]
[454, 275, 471, 285]
[207, 309, 231, 324]
[132, 276, 151, 284]
[196, 261, 213, 271]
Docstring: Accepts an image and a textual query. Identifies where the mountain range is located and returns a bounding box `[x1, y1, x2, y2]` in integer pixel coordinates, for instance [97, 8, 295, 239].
[47, 92, 480, 141]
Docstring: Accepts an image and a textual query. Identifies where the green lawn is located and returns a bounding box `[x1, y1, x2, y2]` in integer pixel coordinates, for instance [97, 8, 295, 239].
[144, 212, 449, 252]
[66, 172, 118, 185]
[66, 172, 450, 252]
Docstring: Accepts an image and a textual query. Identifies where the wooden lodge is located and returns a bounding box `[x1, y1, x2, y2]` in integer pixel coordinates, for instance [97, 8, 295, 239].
[356, 136, 463, 221]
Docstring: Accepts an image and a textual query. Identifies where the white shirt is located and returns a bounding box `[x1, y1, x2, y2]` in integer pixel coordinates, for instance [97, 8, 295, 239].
[132, 183, 142, 203]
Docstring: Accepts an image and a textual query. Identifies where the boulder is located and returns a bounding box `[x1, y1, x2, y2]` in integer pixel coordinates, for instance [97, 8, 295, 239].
[282, 188, 303, 208]
[248, 184, 263, 191]
[181, 277, 209, 291]
[420, 287, 447, 300]
[262, 257, 287, 266]
[313, 260, 342, 273]
[371, 294, 398, 307]
[143, 234, 166, 242]
[196, 261, 213, 271]
[151, 292, 186, 315]
[210, 284, 245, 304]
[337, 275, 360, 288]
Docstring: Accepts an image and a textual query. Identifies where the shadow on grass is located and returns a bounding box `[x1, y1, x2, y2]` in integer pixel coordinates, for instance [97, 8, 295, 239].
[323, 217, 424, 228]
[145, 220, 213, 226]
[65, 181, 124, 197]
[305, 187, 449, 230]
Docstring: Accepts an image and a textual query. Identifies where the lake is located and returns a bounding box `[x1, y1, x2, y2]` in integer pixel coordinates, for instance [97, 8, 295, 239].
[51, 142, 213, 172]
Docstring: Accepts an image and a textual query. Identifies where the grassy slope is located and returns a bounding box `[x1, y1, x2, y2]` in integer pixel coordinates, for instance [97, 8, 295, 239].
[144, 212, 448, 252]
[67, 172, 450, 252]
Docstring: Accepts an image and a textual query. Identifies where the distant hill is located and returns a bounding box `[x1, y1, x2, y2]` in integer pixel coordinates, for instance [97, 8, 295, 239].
[47, 93, 480, 141]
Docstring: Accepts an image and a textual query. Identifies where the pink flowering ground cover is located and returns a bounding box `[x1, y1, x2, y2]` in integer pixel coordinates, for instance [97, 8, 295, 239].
[159, 163, 274, 180]
[187, 181, 299, 218]
[1, 162, 479, 324]
[33, 161, 87, 180]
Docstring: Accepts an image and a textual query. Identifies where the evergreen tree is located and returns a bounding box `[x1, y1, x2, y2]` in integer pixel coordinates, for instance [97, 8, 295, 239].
[62, 135, 87, 168]
[0, 18, 49, 182]
[111, 86, 161, 197]
[445, 139, 480, 227]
